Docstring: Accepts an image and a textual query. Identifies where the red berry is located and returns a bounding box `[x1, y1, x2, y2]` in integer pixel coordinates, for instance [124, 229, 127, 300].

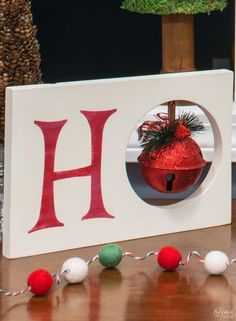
[157, 246, 182, 271]
[175, 123, 191, 139]
[27, 269, 53, 295]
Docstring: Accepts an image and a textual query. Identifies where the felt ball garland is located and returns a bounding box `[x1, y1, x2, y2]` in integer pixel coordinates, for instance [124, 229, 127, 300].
[61, 257, 88, 284]
[0, 244, 234, 297]
[27, 269, 54, 296]
[204, 250, 229, 275]
[157, 246, 182, 271]
[98, 244, 123, 268]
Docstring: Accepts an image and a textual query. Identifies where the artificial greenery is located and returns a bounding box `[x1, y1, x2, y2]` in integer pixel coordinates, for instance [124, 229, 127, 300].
[121, 0, 228, 15]
[178, 111, 205, 132]
[138, 112, 204, 153]
[139, 124, 176, 153]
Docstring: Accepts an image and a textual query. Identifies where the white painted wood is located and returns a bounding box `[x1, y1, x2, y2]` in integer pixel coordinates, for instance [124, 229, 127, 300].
[3, 70, 233, 258]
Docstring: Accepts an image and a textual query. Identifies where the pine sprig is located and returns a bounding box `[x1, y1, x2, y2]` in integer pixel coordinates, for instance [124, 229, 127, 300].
[141, 122, 176, 153]
[138, 111, 205, 153]
[178, 111, 205, 132]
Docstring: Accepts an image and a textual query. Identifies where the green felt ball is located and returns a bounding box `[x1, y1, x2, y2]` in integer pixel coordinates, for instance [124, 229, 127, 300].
[98, 244, 123, 268]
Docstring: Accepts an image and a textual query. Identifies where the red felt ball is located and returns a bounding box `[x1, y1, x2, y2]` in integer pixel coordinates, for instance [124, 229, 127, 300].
[27, 269, 54, 295]
[157, 246, 182, 271]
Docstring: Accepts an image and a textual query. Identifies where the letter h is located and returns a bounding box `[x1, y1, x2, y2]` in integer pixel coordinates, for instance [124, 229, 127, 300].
[29, 109, 116, 233]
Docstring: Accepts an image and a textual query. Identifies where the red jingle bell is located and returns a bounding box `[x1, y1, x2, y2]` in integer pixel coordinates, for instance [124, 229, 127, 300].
[138, 137, 206, 193]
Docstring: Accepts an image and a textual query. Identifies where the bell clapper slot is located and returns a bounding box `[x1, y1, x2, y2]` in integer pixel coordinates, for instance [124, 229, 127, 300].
[166, 173, 176, 192]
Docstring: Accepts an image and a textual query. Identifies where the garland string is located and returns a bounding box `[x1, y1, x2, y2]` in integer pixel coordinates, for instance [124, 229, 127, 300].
[122, 251, 158, 260]
[179, 250, 205, 266]
[86, 254, 99, 266]
[0, 244, 232, 297]
[0, 286, 31, 297]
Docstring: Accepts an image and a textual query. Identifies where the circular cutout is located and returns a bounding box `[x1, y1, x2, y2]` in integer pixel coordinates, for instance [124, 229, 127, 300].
[126, 100, 214, 206]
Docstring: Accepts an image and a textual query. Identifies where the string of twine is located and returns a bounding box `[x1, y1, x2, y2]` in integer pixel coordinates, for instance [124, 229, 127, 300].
[0, 249, 207, 297]
[3, 250, 234, 297]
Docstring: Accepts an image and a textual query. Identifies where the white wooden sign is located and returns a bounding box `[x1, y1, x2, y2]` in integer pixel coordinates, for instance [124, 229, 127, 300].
[3, 70, 233, 258]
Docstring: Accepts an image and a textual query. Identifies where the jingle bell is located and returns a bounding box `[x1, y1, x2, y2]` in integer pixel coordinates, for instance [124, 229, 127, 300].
[138, 137, 206, 193]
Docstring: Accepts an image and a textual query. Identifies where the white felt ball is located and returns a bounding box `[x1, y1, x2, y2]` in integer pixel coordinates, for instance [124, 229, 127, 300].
[204, 251, 229, 275]
[61, 257, 88, 283]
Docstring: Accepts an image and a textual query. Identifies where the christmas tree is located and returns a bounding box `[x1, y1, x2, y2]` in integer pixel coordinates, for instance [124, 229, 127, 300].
[0, 0, 42, 144]
[121, 0, 228, 72]
[121, 0, 228, 15]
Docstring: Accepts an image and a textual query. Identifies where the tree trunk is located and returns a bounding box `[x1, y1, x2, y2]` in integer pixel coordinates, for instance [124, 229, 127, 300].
[162, 14, 195, 73]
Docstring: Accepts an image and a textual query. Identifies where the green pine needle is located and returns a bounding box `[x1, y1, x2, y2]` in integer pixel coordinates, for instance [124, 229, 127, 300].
[140, 122, 176, 152]
[177, 111, 205, 132]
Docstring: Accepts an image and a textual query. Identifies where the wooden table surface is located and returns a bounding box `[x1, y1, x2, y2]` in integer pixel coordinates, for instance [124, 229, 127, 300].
[1, 201, 236, 321]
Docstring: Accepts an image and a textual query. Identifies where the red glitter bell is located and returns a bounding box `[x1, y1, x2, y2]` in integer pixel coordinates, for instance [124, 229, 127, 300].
[138, 137, 206, 193]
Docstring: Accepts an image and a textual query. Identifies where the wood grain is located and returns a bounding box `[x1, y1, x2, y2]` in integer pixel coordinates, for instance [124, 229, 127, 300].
[0, 201, 236, 321]
[162, 14, 195, 73]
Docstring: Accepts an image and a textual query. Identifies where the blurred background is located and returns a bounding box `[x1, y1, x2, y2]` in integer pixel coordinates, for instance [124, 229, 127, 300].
[31, 0, 234, 83]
